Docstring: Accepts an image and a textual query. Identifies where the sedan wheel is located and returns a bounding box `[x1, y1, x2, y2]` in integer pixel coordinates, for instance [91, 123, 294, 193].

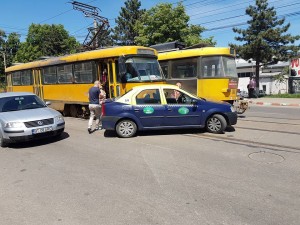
[206, 114, 227, 134]
[116, 120, 137, 138]
[0, 133, 8, 148]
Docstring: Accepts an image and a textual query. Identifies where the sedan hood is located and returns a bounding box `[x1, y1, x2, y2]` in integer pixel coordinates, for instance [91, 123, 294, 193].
[0, 107, 61, 122]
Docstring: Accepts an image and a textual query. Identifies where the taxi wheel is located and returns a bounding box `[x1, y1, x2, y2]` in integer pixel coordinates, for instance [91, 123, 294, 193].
[206, 114, 227, 134]
[116, 120, 137, 138]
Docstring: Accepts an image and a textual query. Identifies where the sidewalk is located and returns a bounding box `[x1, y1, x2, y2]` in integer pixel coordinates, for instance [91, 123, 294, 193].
[244, 97, 300, 107]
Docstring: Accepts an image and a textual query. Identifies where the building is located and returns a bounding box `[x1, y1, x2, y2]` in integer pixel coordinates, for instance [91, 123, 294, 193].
[236, 58, 289, 95]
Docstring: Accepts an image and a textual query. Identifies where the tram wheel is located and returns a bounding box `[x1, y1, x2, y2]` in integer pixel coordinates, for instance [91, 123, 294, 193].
[63, 105, 71, 117]
[70, 105, 78, 117]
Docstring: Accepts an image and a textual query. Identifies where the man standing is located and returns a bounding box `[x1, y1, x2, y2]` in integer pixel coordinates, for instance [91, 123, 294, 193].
[248, 77, 257, 98]
[88, 81, 102, 133]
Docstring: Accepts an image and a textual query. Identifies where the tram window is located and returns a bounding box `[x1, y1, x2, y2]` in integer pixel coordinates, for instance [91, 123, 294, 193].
[160, 61, 168, 78]
[115, 60, 121, 82]
[42, 66, 57, 84]
[74, 61, 95, 83]
[171, 58, 197, 78]
[109, 62, 113, 84]
[222, 56, 237, 77]
[21, 70, 32, 85]
[201, 57, 222, 77]
[57, 64, 73, 84]
[12, 71, 21, 86]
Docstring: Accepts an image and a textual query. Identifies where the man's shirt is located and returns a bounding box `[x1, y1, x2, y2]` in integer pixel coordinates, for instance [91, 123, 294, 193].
[89, 87, 100, 104]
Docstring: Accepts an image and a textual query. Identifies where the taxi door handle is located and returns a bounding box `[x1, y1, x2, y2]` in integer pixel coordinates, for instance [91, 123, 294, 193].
[167, 107, 172, 111]
[134, 108, 140, 112]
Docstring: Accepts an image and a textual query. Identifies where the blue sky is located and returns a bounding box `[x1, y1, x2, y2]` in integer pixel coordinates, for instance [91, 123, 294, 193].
[0, 0, 299, 47]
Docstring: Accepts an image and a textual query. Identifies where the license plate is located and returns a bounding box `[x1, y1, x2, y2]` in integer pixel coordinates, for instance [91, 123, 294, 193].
[32, 126, 53, 134]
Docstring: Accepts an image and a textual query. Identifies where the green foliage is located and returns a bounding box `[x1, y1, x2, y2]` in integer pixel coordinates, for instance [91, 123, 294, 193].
[14, 43, 42, 63]
[134, 2, 215, 47]
[14, 24, 80, 63]
[0, 30, 6, 75]
[273, 66, 288, 86]
[232, 0, 300, 87]
[266, 93, 300, 98]
[0, 30, 21, 75]
[113, 0, 145, 45]
[95, 27, 114, 47]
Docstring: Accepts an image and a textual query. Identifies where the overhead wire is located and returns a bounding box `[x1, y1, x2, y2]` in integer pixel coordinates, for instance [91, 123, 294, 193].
[196, 1, 300, 26]
[1, 0, 299, 42]
[204, 10, 300, 32]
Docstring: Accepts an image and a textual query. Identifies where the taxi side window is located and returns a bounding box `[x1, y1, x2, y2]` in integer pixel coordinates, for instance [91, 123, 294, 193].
[136, 89, 161, 105]
[164, 88, 192, 104]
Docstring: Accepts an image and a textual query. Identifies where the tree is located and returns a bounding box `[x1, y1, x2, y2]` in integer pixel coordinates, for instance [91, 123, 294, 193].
[0, 30, 6, 75]
[95, 27, 114, 47]
[14, 24, 80, 63]
[232, 0, 300, 88]
[0, 30, 20, 74]
[134, 2, 215, 47]
[113, 0, 145, 45]
[273, 66, 289, 93]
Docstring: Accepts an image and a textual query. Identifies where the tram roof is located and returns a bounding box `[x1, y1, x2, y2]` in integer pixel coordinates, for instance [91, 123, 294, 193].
[157, 47, 234, 60]
[5, 46, 157, 72]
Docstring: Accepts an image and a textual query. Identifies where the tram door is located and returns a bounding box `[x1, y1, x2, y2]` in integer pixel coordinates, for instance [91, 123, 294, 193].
[107, 59, 121, 98]
[99, 61, 110, 98]
[33, 69, 44, 100]
[5, 74, 12, 92]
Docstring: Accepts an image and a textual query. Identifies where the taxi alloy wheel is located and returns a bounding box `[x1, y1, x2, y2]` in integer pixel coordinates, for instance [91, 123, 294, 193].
[206, 114, 227, 134]
[116, 120, 137, 138]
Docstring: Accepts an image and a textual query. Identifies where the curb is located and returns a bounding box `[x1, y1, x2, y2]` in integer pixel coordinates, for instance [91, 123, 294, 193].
[248, 100, 300, 107]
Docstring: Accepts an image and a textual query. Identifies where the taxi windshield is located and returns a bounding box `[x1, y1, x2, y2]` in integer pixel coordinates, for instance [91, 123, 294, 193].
[123, 57, 164, 82]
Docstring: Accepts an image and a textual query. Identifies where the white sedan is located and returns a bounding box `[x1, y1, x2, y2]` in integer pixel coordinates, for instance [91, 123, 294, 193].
[0, 92, 65, 147]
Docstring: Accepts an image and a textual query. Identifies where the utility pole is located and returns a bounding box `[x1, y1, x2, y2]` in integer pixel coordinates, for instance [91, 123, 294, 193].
[70, 1, 109, 50]
[2, 51, 6, 69]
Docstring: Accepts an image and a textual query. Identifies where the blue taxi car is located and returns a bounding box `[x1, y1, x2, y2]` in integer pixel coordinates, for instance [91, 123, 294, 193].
[102, 84, 237, 138]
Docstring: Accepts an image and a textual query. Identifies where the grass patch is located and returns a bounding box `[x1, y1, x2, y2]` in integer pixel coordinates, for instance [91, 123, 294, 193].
[264, 93, 300, 98]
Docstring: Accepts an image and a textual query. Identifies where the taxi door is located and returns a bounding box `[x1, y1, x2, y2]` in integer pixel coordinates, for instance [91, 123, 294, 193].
[132, 88, 165, 128]
[162, 88, 202, 127]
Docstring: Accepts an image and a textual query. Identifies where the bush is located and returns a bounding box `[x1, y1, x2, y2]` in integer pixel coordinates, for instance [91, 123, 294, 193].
[265, 93, 300, 98]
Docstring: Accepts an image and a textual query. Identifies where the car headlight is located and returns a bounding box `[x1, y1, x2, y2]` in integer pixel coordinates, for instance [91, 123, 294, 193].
[55, 115, 64, 123]
[5, 122, 23, 128]
[230, 106, 236, 112]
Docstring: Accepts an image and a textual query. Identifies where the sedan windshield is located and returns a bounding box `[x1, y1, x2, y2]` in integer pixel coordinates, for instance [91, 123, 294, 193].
[123, 57, 164, 82]
[0, 95, 47, 112]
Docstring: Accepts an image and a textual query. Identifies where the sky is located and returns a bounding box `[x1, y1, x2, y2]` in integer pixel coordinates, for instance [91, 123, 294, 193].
[0, 0, 299, 47]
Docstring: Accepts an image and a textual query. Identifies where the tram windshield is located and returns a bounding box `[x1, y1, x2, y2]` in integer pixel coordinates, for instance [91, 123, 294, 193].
[201, 56, 237, 78]
[122, 57, 164, 82]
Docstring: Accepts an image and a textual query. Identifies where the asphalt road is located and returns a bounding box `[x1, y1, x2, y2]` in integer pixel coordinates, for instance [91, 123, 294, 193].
[1, 106, 300, 225]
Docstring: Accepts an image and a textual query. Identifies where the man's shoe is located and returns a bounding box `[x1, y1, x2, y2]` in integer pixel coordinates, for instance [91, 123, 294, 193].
[88, 128, 92, 134]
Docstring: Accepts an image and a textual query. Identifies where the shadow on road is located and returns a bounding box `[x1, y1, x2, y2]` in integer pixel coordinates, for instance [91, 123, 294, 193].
[6, 132, 70, 149]
[103, 125, 237, 138]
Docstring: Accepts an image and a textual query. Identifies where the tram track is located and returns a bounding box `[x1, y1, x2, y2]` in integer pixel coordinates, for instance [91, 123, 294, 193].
[184, 133, 300, 153]
[239, 119, 300, 126]
[233, 126, 300, 135]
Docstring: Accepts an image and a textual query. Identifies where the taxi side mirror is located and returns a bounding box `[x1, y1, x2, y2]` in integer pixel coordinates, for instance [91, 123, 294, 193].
[191, 99, 197, 105]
